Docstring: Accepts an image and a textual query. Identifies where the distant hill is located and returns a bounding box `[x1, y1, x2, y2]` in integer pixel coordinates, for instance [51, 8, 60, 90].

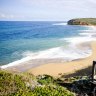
[68, 18, 96, 25]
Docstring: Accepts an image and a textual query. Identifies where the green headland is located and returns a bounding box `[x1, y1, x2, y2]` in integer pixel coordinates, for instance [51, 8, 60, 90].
[68, 18, 96, 25]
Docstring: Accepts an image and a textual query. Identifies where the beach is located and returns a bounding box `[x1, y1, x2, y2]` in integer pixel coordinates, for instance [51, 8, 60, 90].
[28, 41, 96, 77]
[1, 22, 96, 78]
[1, 1, 96, 95]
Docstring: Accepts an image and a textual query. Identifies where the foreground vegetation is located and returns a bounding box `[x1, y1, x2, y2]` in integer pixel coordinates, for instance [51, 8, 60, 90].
[0, 70, 74, 96]
[68, 18, 96, 25]
[0, 69, 94, 96]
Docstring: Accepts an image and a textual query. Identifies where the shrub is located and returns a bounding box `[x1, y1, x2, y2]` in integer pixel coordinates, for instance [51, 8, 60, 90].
[0, 70, 75, 96]
[0, 70, 31, 96]
[33, 85, 74, 96]
[37, 75, 55, 85]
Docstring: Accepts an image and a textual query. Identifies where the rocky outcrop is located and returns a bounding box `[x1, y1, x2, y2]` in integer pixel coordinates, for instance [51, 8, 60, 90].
[68, 18, 96, 26]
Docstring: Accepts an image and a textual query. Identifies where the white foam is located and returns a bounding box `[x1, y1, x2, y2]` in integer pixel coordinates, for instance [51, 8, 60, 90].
[64, 36, 96, 45]
[79, 32, 96, 36]
[1, 45, 92, 69]
[1, 26, 96, 69]
[1, 56, 32, 69]
[23, 47, 91, 60]
[79, 26, 96, 37]
[53, 23, 67, 26]
[1, 46, 91, 69]
[88, 26, 96, 31]
[61, 26, 96, 45]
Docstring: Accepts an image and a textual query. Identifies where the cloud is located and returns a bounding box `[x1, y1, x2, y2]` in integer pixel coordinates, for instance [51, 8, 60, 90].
[0, 13, 26, 20]
[0, 0, 96, 20]
[20, 0, 95, 11]
[87, 0, 96, 3]
[0, 13, 6, 18]
[0, 13, 14, 19]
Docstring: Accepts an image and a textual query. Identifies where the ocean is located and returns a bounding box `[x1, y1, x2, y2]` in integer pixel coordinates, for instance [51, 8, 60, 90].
[0, 21, 96, 68]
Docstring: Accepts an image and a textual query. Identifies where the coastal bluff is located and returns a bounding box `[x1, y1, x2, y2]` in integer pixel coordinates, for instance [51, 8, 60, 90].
[68, 18, 96, 26]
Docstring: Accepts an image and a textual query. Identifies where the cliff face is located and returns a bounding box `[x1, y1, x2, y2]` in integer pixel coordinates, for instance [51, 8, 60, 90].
[68, 18, 96, 26]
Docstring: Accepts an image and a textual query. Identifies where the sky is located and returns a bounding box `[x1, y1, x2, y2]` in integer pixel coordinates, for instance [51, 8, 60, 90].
[0, 0, 96, 21]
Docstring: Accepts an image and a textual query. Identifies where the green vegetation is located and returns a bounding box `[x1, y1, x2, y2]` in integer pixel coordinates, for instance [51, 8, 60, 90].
[37, 75, 55, 85]
[68, 18, 96, 25]
[0, 70, 74, 96]
[0, 69, 93, 96]
[0, 70, 35, 96]
[33, 86, 74, 96]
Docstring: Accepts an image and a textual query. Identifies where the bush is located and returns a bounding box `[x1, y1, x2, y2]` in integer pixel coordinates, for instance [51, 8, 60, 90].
[33, 85, 74, 96]
[37, 75, 55, 85]
[0, 70, 32, 96]
[0, 70, 74, 96]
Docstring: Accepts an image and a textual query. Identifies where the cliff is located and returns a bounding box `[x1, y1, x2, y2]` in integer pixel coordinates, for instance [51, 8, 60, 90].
[68, 18, 96, 25]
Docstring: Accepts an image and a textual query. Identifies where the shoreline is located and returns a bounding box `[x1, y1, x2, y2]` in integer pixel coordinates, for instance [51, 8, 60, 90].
[0, 41, 93, 72]
[0, 41, 92, 71]
[28, 41, 96, 77]
[1, 25, 96, 75]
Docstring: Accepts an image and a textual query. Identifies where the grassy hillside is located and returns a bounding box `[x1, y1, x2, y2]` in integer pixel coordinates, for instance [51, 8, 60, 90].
[0, 70, 74, 96]
[68, 18, 96, 25]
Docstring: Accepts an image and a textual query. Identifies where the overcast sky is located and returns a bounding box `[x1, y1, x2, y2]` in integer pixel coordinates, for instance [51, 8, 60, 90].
[0, 0, 96, 21]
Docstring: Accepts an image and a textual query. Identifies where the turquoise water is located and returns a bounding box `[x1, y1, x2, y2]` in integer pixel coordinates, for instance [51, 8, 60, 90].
[0, 21, 88, 65]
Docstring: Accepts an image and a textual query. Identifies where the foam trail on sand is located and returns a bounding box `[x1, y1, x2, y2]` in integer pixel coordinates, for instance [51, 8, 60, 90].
[22, 47, 91, 59]
[1, 56, 32, 69]
[1, 46, 92, 69]
[1, 26, 96, 69]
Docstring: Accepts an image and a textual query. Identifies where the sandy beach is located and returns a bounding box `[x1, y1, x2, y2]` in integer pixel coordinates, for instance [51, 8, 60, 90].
[28, 41, 96, 77]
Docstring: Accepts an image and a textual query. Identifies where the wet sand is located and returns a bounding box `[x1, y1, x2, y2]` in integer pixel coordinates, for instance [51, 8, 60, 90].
[28, 41, 96, 77]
